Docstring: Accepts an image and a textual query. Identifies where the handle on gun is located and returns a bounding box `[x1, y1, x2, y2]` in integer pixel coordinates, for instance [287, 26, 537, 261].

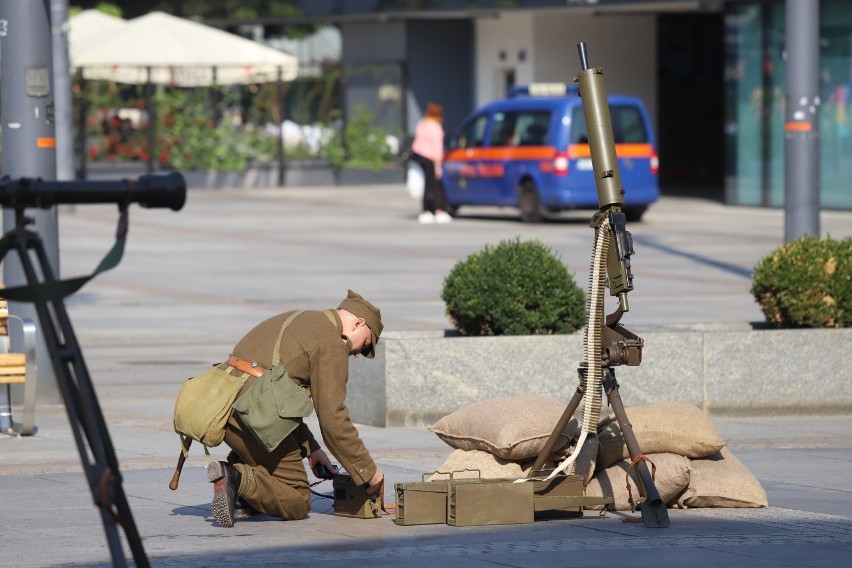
[169, 437, 192, 490]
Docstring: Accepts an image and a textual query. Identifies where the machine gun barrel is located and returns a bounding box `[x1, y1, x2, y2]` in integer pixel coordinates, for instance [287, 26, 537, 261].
[574, 42, 623, 210]
[575, 42, 634, 302]
[0, 171, 186, 211]
[577, 42, 590, 71]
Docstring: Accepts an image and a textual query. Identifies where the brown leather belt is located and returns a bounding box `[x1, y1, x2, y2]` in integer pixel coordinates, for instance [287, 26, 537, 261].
[225, 354, 266, 378]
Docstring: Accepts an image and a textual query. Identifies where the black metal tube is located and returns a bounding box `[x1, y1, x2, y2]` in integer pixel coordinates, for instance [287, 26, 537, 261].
[0, 172, 186, 211]
[578, 42, 590, 71]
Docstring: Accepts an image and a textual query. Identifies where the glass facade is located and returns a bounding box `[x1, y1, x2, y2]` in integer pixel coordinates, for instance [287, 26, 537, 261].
[725, 0, 852, 209]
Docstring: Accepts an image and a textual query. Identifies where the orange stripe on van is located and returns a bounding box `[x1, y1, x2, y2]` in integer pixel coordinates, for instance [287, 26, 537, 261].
[445, 146, 557, 162]
[568, 143, 654, 159]
[37, 137, 56, 148]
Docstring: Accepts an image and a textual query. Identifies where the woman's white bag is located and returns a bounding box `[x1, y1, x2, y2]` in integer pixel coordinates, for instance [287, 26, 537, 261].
[406, 160, 425, 200]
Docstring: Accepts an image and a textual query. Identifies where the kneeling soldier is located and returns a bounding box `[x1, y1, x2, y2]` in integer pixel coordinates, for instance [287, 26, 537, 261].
[208, 290, 384, 526]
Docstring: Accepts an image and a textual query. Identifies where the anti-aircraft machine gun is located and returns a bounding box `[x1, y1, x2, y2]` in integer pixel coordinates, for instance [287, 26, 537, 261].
[0, 172, 186, 566]
[527, 42, 670, 528]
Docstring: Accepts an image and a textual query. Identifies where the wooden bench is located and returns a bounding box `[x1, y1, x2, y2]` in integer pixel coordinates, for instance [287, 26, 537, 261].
[0, 297, 37, 436]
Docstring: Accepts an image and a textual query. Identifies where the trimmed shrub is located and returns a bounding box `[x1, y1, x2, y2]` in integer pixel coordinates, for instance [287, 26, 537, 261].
[750, 236, 851, 328]
[441, 237, 586, 335]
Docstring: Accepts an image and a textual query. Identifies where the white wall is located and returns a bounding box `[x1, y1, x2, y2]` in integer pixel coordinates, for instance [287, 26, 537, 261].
[475, 13, 536, 103]
[476, 11, 658, 130]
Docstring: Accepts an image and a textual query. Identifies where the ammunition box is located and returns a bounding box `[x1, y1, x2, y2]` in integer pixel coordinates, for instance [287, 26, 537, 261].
[394, 481, 448, 526]
[332, 474, 381, 519]
[533, 474, 614, 518]
[447, 479, 534, 527]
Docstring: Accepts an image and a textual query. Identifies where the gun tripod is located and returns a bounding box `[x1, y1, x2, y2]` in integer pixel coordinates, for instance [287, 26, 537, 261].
[529, 344, 670, 528]
[0, 207, 149, 567]
[0, 173, 184, 566]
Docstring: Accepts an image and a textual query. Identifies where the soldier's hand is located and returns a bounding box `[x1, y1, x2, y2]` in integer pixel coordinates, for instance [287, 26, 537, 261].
[366, 467, 384, 495]
[309, 449, 333, 475]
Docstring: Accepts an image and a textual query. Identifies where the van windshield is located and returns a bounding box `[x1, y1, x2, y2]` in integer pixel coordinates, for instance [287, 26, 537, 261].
[570, 105, 648, 144]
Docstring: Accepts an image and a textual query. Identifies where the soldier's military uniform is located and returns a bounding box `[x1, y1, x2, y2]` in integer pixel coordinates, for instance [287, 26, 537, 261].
[217, 294, 381, 521]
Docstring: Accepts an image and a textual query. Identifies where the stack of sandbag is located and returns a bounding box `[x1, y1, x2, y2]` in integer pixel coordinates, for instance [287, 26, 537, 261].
[427, 396, 577, 481]
[428, 398, 768, 511]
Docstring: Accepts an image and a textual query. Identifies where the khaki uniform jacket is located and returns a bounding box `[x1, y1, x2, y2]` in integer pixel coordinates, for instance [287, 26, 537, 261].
[231, 309, 377, 486]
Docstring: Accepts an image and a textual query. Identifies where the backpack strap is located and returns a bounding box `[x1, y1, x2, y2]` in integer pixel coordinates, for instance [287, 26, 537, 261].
[271, 310, 305, 367]
[321, 308, 337, 328]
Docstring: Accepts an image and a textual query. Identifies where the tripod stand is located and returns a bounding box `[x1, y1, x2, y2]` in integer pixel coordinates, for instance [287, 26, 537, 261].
[0, 172, 185, 566]
[0, 207, 148, 566]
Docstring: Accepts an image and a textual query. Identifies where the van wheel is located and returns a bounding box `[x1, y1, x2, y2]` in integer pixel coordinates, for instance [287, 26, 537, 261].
[519, 182, 543, 223]
[624, 206, 647, 222]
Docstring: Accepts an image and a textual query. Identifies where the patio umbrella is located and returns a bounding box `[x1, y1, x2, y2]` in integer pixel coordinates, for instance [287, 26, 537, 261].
[72, 11, 298, 86]
[69, 9, 128, 57]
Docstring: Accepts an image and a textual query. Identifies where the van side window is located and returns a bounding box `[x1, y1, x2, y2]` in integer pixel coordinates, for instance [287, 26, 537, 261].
[611, 106, 648, 143]
[490, 112, 519, 146]
[570, 105, 648, 144]
[516, 111, 551, 146]
[455, 114, 489, 149]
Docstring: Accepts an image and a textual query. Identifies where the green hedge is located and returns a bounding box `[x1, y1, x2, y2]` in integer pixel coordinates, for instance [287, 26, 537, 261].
[751, 236, 851, 328]
[441, 237, 586, 336]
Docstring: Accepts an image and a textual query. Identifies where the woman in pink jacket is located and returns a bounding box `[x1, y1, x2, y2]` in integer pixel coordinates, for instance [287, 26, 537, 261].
[410, 102, 451, 223]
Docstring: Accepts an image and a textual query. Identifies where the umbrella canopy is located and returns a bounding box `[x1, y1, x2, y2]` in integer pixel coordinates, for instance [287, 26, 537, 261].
[69, 9, 128, 57]
[72, 11, 298, 86]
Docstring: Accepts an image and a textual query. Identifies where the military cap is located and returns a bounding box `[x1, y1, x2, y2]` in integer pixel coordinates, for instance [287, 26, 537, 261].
[337, 289, 383, 358]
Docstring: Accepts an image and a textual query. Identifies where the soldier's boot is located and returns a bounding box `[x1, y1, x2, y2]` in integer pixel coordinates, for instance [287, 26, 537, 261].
[234, 496, 259, 519]
[208, 461, 242, 528]
[224, 451, 257, 519]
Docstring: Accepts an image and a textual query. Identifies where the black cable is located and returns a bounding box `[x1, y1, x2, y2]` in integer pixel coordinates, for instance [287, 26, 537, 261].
[309, 479, 334, 500]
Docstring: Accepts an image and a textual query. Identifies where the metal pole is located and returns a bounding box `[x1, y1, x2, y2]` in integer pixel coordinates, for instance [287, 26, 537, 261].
[276, 66, 287, 187]
[145, 67, 155, 174]
[76, 70, 88, 179]
[760, 4, 773, 206]
[784, 0, 821, 242]
[50, 0, 73, 182]
[0, 0, 61, 403]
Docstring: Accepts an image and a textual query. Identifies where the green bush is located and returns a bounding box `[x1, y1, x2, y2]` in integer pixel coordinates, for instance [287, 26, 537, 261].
[441, 237, 586, 336]
[750, 236, 851, 328]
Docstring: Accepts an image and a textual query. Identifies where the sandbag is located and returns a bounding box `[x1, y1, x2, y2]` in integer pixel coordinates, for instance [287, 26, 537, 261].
[429, 396, 577, 461]
[596, 401, 725, 470]
[672, 446, 768, 508]
[584, 452, 690, 511]
[428, 449, 531, 481]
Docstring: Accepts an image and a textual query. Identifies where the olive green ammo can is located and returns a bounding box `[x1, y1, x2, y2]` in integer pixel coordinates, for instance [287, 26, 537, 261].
[446, 479, 535, 527]
[394, 481, 449, 526]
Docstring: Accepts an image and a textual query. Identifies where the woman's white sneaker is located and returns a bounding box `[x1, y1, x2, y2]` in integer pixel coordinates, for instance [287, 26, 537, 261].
[435, 211, 453, 223]
[418, 211, 435, 224]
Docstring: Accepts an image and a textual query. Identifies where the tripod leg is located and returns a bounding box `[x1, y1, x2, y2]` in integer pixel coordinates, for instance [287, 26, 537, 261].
[602, 369, 670, 528]
[528, 382, 585, 477]
[10, 230, 149, 566]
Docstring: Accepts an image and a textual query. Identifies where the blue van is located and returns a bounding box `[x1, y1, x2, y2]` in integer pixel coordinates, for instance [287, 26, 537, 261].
[442, 84, 659, 222]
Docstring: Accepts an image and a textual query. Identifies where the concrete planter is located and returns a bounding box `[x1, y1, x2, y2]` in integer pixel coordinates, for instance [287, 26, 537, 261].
[348, 326, 852, 427]
[81, 160, 403, 188]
